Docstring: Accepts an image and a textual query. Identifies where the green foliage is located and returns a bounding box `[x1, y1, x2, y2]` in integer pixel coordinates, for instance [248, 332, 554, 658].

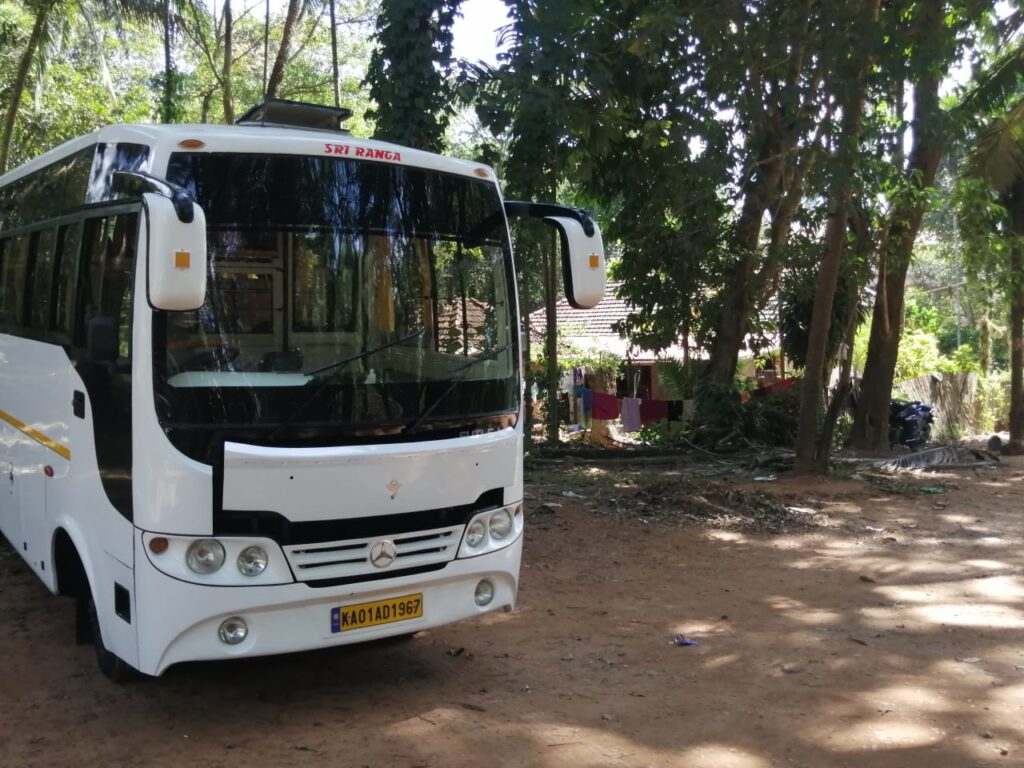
[949, 343, 981, 373]
[694, 380, 743, 431]
[635, 418, 675, 446]
[904, 297, 942, 335]
[894, 329, 949, 382]
[2, 9, 160, 168]
[745, 390, 800, 448]
[977, 369, 1011, 432]
[653, 359, 698, 400]
[364, 0, 460, 151]
[780, 253, 869, 369]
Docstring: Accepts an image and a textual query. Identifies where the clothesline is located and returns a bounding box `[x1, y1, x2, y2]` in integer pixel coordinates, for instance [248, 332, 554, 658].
[573, 387, 686, 431]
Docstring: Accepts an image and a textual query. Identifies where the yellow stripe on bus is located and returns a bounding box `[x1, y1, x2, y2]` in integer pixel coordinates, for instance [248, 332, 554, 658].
[0, 410, 71, 461]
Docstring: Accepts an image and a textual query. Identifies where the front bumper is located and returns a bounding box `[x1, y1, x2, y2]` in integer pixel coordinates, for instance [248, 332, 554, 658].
[133, 533, 521, 676]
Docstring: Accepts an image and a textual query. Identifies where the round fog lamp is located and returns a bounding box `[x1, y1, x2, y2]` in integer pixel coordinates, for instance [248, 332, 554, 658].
[218, 616, 248, 645]
[489, 509, 513, 540]
[466, 519, 487, 548]
[186, 539, 225, 574]
[237, 545, 268, 576]
[474, 579, 495, 606]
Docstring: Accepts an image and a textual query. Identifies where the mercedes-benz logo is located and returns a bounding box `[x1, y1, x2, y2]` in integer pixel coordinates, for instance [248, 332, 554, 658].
[368, 539, 398, 569]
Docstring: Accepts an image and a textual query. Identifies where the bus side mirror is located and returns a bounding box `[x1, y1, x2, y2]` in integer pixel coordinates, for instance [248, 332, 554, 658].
[544, 216, 606, 309]
[144, 192, 208, 311]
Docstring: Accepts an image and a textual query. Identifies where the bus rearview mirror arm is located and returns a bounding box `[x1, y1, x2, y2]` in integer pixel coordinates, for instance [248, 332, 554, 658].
[112, 170, 195, 224]
[503, 201, 595, 236]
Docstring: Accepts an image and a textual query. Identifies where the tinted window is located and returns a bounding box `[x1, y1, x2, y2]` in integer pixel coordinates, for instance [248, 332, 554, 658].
[86, 143, 151, 203]
[80, 214, 137, 357]
[0, 142, 150, 234]
[0, 234, 30, 327]
[52, 223, 83, 340]
[27, 229, 57, 331]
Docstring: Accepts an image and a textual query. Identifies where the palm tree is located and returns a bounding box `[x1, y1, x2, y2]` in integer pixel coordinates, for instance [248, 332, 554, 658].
[0, 0, 162, 174]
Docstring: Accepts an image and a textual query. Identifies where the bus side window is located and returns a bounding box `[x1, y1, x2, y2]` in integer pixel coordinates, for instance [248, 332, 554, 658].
[0, 234, 30, 331]
[27, 228, 57, 333]
[78, 214, 137, 358]
[52, 222, 83, 343]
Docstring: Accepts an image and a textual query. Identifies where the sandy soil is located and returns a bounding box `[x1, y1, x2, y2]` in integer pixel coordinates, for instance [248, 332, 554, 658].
[1, 455, 1022, 768]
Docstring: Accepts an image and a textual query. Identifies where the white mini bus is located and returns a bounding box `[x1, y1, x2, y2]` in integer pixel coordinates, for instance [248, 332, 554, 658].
[0, 99, 604, 680]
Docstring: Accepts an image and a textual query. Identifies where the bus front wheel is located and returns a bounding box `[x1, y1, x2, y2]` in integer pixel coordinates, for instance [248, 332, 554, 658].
[80, 588, 139, 683]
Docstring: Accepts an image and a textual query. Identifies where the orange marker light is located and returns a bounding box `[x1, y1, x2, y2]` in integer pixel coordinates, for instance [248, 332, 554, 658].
[589, 254, 600, 269]
[474, 168, 489, 178]
[178, 139, 206, 149]
[149, 537, 169, 555]
[174, 251, 191, 270]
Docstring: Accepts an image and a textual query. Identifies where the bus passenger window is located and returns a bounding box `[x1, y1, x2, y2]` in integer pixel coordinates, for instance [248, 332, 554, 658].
[0, 234, 30, 329]
[80, 214, 137, 358]
[28, 229, 57, 332]
[52, 223, 83, 340]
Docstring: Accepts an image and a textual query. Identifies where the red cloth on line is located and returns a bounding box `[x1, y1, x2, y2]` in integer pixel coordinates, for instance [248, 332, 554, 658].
[592, 391, 620, 420]
[639, 399, 668, 424]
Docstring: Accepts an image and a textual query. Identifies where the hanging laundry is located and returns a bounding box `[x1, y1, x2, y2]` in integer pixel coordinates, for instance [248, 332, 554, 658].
[580, 387, 593, 414]
[592, 391, 620, 420]
[639, 399, 668, 425]
[621, 397, 642, 432]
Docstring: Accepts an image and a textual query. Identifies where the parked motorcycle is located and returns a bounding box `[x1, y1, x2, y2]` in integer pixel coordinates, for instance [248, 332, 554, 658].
[889, 399, 934, 448]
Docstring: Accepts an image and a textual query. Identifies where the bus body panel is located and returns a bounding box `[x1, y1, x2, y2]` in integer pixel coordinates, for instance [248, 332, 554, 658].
[134, 530, 521, 675]
[221, 430, 523, 521]
[130, 214, 216, 537]
[0, 334, 76, 589]
[49, 510, 138, 666]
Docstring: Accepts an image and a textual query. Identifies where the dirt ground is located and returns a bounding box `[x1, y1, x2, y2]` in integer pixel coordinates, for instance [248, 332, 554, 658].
[1, 454, 1023, 768]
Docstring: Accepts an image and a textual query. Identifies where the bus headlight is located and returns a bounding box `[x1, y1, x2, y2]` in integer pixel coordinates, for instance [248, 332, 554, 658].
[489, 509, 513, 540]
[458, 503, 523, 558]
[237, 546, 268, 576]
[186, 539, 226, 574]
[466, 520, 487, 548]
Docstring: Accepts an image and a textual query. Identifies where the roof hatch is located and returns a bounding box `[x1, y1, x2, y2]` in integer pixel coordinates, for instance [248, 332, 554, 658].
[236, 99, 352, 133]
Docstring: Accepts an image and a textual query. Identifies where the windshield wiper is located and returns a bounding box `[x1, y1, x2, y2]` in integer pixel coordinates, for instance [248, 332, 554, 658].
[403, 343, 512, 436]
[269, 329, 425, 439]
[306, 329, 425, 379]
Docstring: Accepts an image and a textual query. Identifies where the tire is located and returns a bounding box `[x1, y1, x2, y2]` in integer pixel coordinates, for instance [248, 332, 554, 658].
[82, 587, 138, 683]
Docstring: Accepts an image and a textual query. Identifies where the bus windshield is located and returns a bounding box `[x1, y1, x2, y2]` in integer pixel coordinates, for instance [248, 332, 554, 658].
[156, 153, 518, 445]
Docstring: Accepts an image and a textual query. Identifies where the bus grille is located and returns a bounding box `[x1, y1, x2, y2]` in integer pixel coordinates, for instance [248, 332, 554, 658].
[283, 525, 463, 582]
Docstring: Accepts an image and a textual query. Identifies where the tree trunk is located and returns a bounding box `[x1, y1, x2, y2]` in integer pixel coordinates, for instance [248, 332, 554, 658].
[1006, 183, 1024, 453]
[0, 3, 51, 174]
[329, 0, 340, 107]
[705, 133, 784, 384]
[163, 0, 174, 123]
[849, 1, 948, 453]
[221, 0, 234, 123]
[794, 0, 879, 472]
[544, 230, 560, 444]
[266, 0, 302, 98]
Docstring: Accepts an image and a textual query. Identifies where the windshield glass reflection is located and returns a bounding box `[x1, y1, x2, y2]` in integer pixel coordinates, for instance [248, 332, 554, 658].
[156, 153, 518, 446]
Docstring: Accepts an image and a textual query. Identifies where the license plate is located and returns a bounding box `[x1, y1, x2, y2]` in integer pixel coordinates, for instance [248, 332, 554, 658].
[331, 593, 423, 633]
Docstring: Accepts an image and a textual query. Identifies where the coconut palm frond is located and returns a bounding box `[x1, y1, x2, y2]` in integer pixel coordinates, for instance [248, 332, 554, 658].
[104, 0, 165, 25]
[956, 39, 1024, 118]
[967, 97, 1024, 193]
